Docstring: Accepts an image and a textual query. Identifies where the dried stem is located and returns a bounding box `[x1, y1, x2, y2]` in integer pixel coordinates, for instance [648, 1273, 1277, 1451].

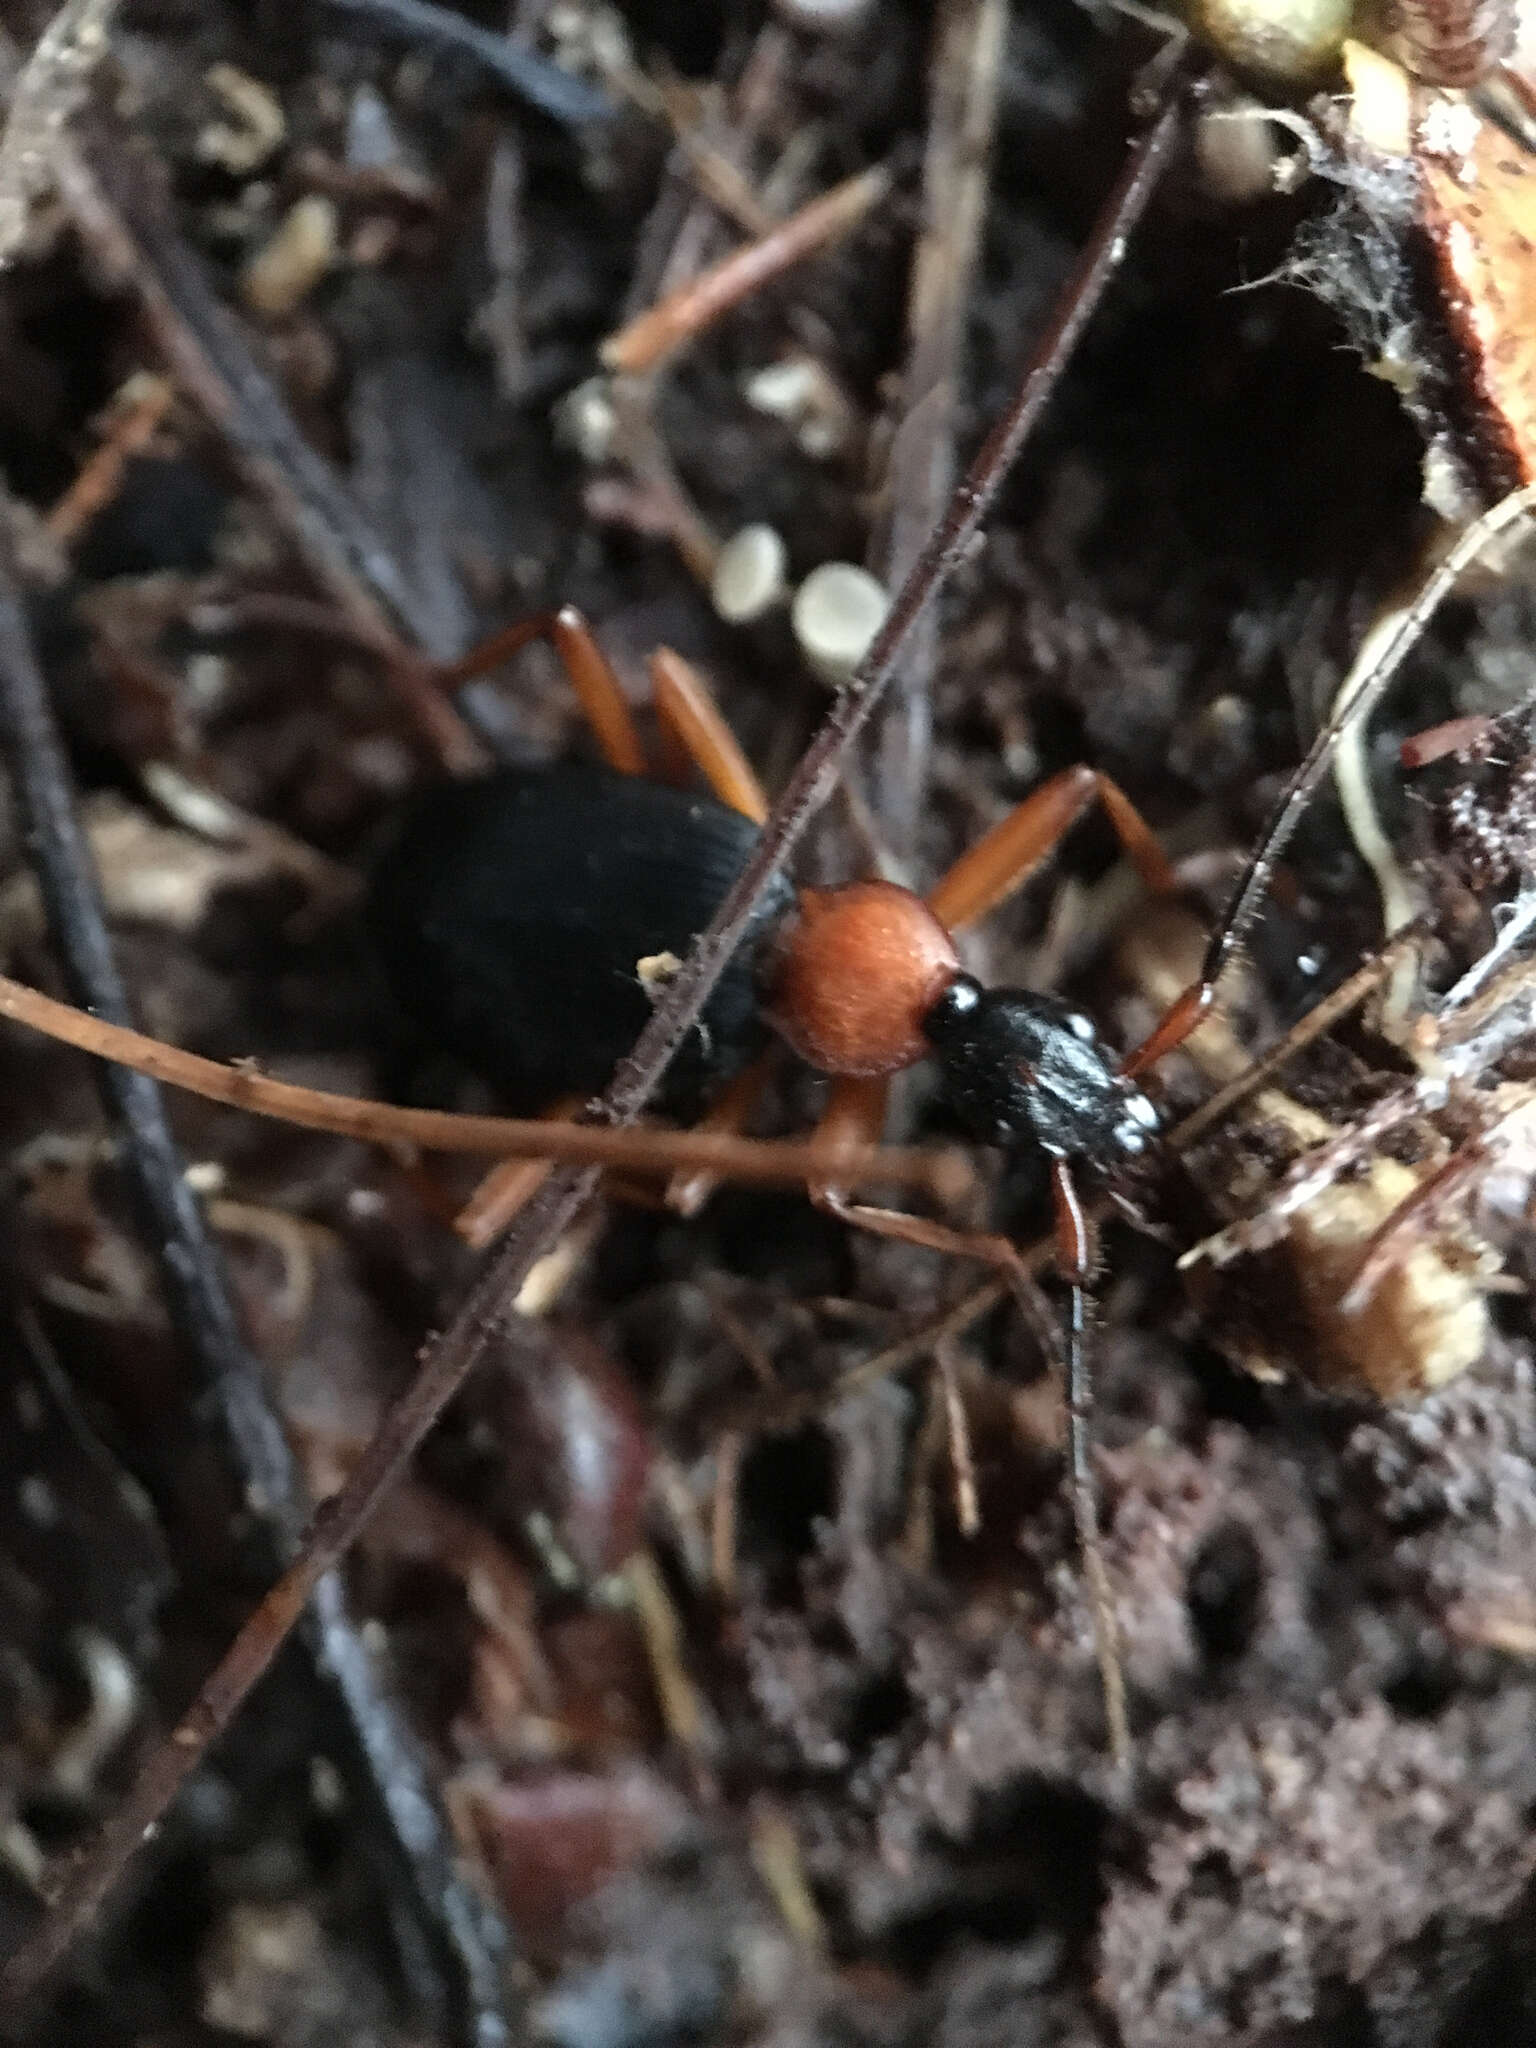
[0, 0, 117, 263]
[0, 81, 1185, 2015]
[601, 161, 893, 374]
[0, 969, 969, 1199]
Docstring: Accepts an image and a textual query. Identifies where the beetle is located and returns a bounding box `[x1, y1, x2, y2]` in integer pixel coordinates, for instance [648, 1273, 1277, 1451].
[367, 607, 1173, 1247]
[367, 606, 1198, 1765]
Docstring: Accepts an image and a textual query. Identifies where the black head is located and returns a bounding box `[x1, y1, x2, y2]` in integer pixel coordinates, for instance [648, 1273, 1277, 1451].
[922, 976, 1158, 1165]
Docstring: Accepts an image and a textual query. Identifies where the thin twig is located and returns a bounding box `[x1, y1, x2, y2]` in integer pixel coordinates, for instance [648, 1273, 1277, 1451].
[0, 82, 1185, 2014]
[601, 161, 893, 375]
[316, 0, 611, 126]
[621, 25, 791, 322]
[44, 372, 174, 545]
[864, 0, 1007, 859]
[0, 520, 510, 2044]
[0, 969, 970, 1199]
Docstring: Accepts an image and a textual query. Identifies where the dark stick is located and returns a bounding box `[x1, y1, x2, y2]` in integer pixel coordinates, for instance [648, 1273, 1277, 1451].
[316, 0, 612, 126]
[0, 523, 510, 2044]
[0, 83, 1184, 2016]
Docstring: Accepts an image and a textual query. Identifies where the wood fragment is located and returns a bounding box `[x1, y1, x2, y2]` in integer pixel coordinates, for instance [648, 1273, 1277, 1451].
[45, 372, 174, 546]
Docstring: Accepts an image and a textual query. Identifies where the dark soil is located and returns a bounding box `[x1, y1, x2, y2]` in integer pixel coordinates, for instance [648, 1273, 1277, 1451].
[3, 3, 1536, 2045]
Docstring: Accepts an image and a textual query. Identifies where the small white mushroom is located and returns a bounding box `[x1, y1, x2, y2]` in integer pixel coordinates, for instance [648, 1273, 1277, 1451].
[743, 353, 855, 460]
[1193, 100, 1286, 205]
[51, 1631, 139, 1798]
[791, 562, 888, 686]
[711, 524, 789, 625]
[554, 375, 617, 465]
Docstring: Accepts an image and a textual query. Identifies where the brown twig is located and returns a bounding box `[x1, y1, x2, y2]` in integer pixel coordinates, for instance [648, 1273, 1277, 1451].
[0, 969, 969, 1199]
[44, 371, 173, 545]
[0, 82, 1185, 2015]
[597, 25, 792, 584]
[864, 0, 1007, 859]
[600, 161, 894, 376]
[1167, 936, 1420, 1155]
[622, 25, 791, 322]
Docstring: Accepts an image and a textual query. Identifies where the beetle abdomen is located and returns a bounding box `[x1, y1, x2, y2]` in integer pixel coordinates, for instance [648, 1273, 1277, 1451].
[368, 764, 792, 1106]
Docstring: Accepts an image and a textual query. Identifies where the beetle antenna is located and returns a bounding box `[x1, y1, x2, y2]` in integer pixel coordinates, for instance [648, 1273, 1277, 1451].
[1065, 1273, 1130, 1779]
[1050, 1157, 1130, 1778]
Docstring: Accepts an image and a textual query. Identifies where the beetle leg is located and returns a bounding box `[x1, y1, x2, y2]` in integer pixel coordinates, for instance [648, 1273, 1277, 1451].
[1120, 974, 1216, 1077]
[452, 1094, 589, 1248]
[926, 764, 1176, 933]
[648, 648, 770, 823]
[437, 605, 648, 778]
[453, 1094, 671, 1247]
[454, 1153, 559, 1250]
[664, 1047, 782, 1216]
[806, 1075, 1027, 1271]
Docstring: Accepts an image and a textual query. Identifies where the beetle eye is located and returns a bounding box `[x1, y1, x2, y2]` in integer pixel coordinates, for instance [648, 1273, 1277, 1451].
[1067, 1011, 1095, 1041]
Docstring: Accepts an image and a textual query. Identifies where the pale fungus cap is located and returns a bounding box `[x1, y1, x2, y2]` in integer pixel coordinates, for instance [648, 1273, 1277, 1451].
[554, 375, 618, 465]
[743, 354, 854, 460]
[712, 525, 789, 625]
[792, 563, 888, 685]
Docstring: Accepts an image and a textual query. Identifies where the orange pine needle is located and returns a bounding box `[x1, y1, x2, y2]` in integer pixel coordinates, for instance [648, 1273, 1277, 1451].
[600, 163, 892, 376]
